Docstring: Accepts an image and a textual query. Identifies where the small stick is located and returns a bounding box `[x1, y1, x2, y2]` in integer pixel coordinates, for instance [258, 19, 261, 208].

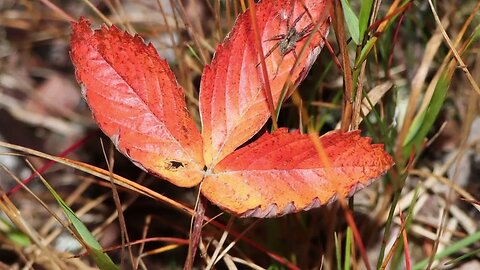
[183, 194, 207, 270]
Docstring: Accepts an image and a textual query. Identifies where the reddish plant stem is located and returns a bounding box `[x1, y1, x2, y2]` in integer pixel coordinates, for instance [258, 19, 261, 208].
[7, 133, 94, 196]
[399, 211, 411, 270]
[387, 7, 408, 79]
[333, 0, 353, 132]
[183, 194, 207, 270]
[247, 0, 278, 130]
[343, 206, 372, 270]
[368, 2, 413, 35]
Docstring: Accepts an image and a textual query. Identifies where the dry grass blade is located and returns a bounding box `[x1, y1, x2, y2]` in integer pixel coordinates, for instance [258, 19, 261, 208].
[0, 140, 195, 215]
[211, 219, 259, 268]
[38, 0, 75, 21]
[0, 141, 299, 268]
[0, 197, 65, 270]
[206, 216, 235, 270]
[395, 18, 446, 150]
[175, 0, 209, 64]
[356, 81, 394, 126]
[427, 0, 480, 96]
[0, 164, 79, 269]
[247, 0, 277, 130]
[100, 140, 135, 268]
[81, 0, 112, 25]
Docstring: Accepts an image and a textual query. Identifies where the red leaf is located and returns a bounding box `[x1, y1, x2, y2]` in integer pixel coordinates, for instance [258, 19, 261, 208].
[200, 0, 331, 167]
[70, 18, 204, 187]
[202, 129, 394, 218]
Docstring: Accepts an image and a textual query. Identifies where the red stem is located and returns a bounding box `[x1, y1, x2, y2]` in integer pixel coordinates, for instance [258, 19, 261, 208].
[7, 133, 94, 196]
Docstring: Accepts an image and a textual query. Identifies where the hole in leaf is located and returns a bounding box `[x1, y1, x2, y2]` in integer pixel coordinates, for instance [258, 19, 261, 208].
[166, 160, 185, 170]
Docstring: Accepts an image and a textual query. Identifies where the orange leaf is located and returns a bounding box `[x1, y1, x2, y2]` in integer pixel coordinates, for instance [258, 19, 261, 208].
[200, 0, 331, 167]
[70, 18, 204, 187]
[202, 129, 394, 218]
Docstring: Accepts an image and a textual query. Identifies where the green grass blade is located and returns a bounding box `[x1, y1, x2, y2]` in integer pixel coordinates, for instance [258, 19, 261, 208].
[344, 227, 352, 270]
[391, 187, 419, 269]
[375, 177, 406, 269]
[0, 217, 31, 246]
[402, 70, 451, 157]
[465, 24, 480, 50]
[186, 43, 202, 64]
[358, 0, 373, 41]
[412, 230, 480, 270]
[445, 247, 480, 266]
[40, 177, 119, 270]
[341, 0, 360, 44]
[355, 1, 411, 68]
[335, 232, 342, 270]
[355, 36, 376, 68]
[402, 109, 427, 147]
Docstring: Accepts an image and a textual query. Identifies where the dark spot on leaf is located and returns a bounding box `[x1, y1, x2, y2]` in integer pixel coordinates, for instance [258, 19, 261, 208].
[166, 160, 185, 170]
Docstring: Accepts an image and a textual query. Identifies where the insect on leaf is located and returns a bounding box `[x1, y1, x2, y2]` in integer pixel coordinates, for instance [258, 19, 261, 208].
[200, 0, 332, 167]
[70, 18, 205, 187]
